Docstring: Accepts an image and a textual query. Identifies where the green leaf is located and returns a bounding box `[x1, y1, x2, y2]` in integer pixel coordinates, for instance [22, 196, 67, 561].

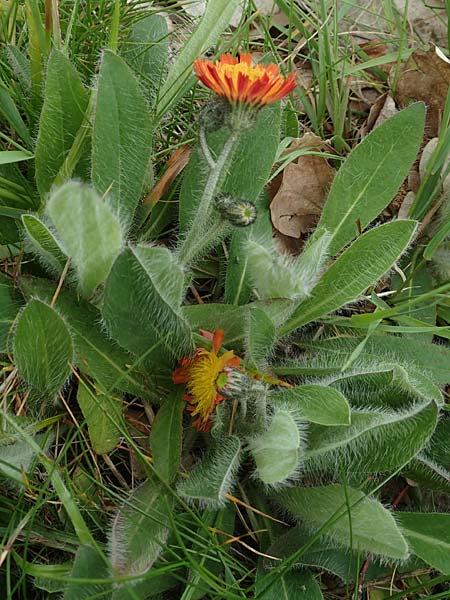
[245, 307, 276, 369]
[249, 408, 302, 485]
[13, 299, 73, 395]
[77, 384, 122, 455]
[122, 14, 168, 102]
[0, 84, 31, 146]
[177, 436, 241, 508]
[46, 182, 123, 298]
[304, 401, 438, 473]
[0, 151, 33, 165]
[404, 418, 450, 493]
[109, 479, 172, 579]
[271, 385, 350, 426]
[256, 566, 323, 599]
[316, 103, 425, 254]
[19, 276, 151, 399]
[0, 433, 48, 485]
[35, 50, 89, 197]
[0, 273, 22, 354]
[397, 512, 450, 574]
[266, 524, 389, 583]
[281, 220, 418, 335]
[22, 214, 67, 274]
[156, 0, 241, 118]
[295, 334, 450, 385]
[92, 50, 153, 231]
[64, 545, 112, 600]
[103, 245, 193, 357]
[276, 484, 408, 560]
[150, 390, 184, 483]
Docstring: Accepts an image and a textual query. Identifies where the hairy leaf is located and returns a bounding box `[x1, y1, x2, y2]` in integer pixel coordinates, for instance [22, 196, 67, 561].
[46, 182, 123, 298]
[35, 50, 89, 197]
[276, 484, 408, 560]
[19, 277, 151, 399]
[64, 545, 111, 600]
[103, 245, 193, 357]
[22, 214, 67, 275]
[304, 401, 437, 473]
[109, 479, 172, 580]
[270, 385, 350, 426]
[92, 50, 152, 232]
[13, 299, 73, 395]
[249, 409, 302, 485]
[0, 273, 22, 353]
[122, 14, 168, 103]
[316, 103, 425, 254]
[177, 436, 241, 508]
[397, 512, 450, 574]
[282, 220, 417, 334]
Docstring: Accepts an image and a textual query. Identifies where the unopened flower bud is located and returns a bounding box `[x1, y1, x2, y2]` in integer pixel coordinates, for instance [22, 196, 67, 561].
[198, 97, 231, 132]
[215, 193, 257, 227]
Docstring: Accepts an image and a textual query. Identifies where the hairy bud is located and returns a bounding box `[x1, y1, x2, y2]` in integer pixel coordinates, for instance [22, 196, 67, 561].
[198, 97, 231, 132]
[215, 193, 257, 227]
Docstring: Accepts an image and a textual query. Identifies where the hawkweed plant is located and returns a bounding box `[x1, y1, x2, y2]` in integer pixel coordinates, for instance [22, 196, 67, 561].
[1, 3, 450, 599]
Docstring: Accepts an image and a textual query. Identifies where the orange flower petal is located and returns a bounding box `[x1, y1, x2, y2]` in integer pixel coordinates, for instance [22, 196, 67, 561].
[194, 53, 295, 107]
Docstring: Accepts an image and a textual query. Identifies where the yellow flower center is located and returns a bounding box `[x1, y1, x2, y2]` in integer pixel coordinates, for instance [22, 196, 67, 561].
[219, 62, 268, 83]
[186, 348, 235, 423]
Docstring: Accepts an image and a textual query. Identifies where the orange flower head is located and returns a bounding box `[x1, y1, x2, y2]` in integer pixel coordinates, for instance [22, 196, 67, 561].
[173, 329, 240, 431]
[194, 53, 296, 108]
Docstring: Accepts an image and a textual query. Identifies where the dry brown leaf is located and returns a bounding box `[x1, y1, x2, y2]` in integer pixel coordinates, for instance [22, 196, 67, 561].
[143, 144, 192, 206]
[394, 49, 450, 137]
[361, 94, 397, 137]
[270, 136, 335, 239]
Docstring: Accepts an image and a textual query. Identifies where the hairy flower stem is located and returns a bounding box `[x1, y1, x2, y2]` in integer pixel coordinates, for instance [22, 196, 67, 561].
[177, 128, 240, 266]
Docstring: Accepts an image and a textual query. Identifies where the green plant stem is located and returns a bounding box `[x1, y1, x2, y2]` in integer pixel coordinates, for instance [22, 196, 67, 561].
[177, 128, 239, 266]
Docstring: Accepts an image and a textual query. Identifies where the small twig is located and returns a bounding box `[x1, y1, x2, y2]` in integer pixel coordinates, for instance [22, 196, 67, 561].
[189, 284, 204, 304]
[102, 453, 130, 490]
[51, 258, 71, 308]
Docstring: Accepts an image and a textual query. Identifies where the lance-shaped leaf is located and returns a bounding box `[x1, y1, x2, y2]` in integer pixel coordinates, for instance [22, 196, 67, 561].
[404, 418, 450, 493]
[281, 220, 417, 335]
[77, 383, 122, 455]
[304, 401, 438, 473]
[22, 214, 67, 275]
[150, 390, 184, 483]
[315, 102, 425, 255]
[0, 273, 22, 354]
[109, 479, 172, 579]
[290, 334, 450, 385]
[396, 512, 450, 574]
[245, 307, 276, 369]
[64, 545, 112, 600]
[270, 385, 351, 426]
[122, 13, 168, 103]
[256, 563, 324, 600]
[248, 408, 304, 486]
[92, 50, 152, 232]
[102, 245, 193, 357]
[46, 182, 123, 298]
[35, 50, 89, 197]
[13, 299, 73, 395]
[177, 436, 241, 508]
[19, 276, 152, 399]
[275, 484, 409, 560]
